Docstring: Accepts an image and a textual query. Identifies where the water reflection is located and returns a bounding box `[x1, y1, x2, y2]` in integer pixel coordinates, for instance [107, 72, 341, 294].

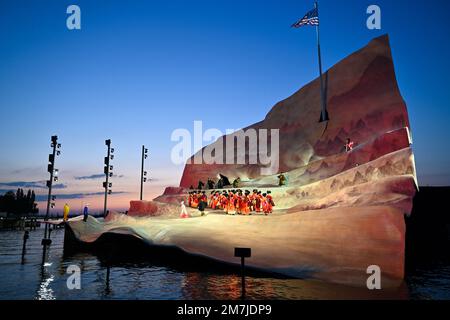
[36, 262, 55, 300]
[0, 228, 447, 300]
[104, 265, 111, 297]
[179, 271, 409, 300]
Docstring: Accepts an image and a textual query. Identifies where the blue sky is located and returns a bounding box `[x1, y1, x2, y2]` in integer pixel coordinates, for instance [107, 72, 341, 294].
[1, 0, 449, 212]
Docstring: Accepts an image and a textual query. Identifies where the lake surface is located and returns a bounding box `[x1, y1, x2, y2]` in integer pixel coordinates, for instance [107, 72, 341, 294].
[0, 226, 449, 300]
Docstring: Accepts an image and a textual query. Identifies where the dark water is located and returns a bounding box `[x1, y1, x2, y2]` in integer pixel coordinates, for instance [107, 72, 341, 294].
[0, 227, 449, 300]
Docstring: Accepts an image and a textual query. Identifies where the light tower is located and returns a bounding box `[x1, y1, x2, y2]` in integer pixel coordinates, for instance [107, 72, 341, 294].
[41, 135, 61, 255]
[140, 145, 149, 200]
[103, 139, 114, 217]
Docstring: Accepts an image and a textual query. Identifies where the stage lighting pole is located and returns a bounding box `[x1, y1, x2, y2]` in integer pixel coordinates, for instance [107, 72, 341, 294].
[140, 146, 148, 200]
[103, 139, 114, 217]
[42, 135, 61, 260]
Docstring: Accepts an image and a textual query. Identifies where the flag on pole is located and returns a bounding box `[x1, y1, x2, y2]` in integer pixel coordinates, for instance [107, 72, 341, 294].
[291, 2, 329, 122]
[291, 7, 319, 28]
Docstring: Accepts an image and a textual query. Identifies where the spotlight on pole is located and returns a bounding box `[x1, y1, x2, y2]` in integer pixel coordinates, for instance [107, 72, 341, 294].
[103, 139, 114, 217]
[140, 145, 150, 200]
[51, 195, 56, 209]
[42, 135, 61, 259]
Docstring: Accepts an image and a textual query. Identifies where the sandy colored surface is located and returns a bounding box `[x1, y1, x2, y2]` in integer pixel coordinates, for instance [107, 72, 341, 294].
[68, 204, 405, 288]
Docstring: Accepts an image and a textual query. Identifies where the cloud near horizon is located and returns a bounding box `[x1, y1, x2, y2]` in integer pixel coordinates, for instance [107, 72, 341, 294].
[74, 173, 125, 180]
[35, 191, 128, 201]
[0, 181, 67, 190]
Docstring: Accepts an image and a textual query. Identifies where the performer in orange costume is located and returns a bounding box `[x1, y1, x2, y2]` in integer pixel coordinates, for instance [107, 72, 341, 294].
[247, 191, 254, 215]
[255, 191, 262, 213]
[265, 191, 275, 214]
[191, 192, 199, 208]
[235, 191, 242, 214]
[240, 191, 251, 215]
[217, 191, 227, 209]
[211, 191, 220, 210]
[261, 193, 268, 215]
[221, 191, 229, 212]
[250, 190, 257, 212]
[208, 191, 215, 208]
[227, 191, 236, 214]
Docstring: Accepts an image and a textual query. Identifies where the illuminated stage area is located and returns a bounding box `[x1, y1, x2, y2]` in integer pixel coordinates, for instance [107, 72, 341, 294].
[65, 35, 417, 287]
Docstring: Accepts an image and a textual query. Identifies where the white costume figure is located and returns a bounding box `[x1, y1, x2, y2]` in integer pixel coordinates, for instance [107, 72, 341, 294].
[180, 201, 189, 218]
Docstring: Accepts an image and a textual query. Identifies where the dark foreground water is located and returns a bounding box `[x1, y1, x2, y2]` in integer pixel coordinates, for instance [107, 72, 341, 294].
[0, 227, 449, 300]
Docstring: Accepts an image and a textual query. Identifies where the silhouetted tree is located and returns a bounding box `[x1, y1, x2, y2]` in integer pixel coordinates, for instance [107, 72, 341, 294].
[0, 189, 39, 216]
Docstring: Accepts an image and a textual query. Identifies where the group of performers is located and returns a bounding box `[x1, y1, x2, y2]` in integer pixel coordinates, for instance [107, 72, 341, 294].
[187, 189, 275, 215]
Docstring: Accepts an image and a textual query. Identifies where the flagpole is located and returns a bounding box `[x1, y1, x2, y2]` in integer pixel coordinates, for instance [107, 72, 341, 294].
[315, 1, 329, 122]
